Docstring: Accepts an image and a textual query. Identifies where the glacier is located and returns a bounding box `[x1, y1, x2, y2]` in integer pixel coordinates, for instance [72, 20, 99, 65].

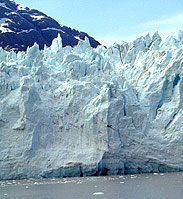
[1, 31, 183, 180]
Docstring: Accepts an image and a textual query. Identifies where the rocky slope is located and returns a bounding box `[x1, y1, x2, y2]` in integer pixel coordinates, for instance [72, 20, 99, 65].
[1, 31, 183, 180]
[0, 0, 100, 52]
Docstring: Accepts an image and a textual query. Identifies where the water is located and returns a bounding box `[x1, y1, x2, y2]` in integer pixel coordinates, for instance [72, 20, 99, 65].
[1, 172, 183, 199]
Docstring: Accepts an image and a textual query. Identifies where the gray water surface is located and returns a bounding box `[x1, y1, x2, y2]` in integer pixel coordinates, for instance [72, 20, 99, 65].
[1, 172, 183, 199]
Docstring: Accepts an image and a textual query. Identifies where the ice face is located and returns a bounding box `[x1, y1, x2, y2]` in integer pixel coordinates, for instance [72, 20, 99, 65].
[178, 30, 183, 45]
[1, 32, 183, 180]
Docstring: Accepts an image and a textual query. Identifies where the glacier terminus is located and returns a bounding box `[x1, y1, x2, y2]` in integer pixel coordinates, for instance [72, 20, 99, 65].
[1, 31, 183, 179]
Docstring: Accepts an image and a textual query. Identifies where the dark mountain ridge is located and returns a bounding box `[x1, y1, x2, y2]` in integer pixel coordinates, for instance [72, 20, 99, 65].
[0, 0, 101, 51]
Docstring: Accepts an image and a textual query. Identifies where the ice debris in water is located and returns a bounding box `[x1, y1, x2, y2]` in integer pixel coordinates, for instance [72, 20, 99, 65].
[93, 192, 104, 195]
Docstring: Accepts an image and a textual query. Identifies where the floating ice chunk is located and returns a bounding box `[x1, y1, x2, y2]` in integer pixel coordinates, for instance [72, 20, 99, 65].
[92, 192, 104, 195]
[130, 175, 137, 179]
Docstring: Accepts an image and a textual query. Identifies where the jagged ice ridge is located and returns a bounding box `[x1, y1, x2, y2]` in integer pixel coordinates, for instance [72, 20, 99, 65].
[1, 30, 183, 179]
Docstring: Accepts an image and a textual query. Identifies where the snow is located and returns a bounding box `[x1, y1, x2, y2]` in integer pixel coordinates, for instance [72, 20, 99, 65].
[1, 31, 183, 180]
[0, 18, 9, 25]
[17, 29, 35, 34]
[6, 11, 17, 16]
[42, 27, 65, 33]
[75, 36, 81, 40]
[31, 15, 45, 20]
[17, 4, 27, 11]
[0, 18, 14, 33]
[0, 3, 8, 9]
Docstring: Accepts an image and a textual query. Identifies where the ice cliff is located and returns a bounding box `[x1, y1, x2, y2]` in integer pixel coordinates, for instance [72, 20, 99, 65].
[1, 31, 183, 180]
